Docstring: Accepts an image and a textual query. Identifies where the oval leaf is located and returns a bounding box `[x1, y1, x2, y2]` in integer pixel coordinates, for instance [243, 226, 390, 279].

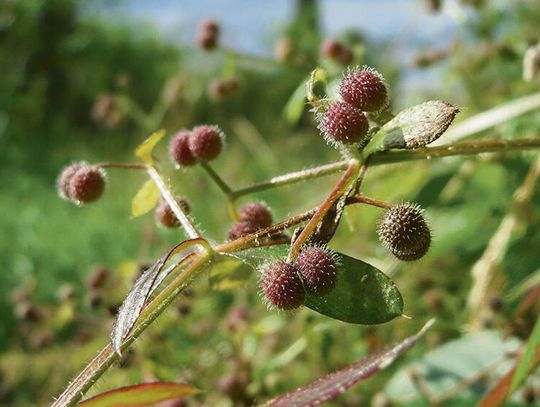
[304, 252, 403, 324]
[79, 381, 200, 407]
[264, 319, 434, 407]
[364, 100, 459, 155]
[135, 129, 166, 165]
[131, 179, 160, 218]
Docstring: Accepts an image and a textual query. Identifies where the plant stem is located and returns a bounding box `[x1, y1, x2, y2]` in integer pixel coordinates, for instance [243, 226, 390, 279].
[231, 160, 350, 199]
[467, 155, 540, 330]
[288, 160, 360, 261]
[95, 162, 146, 170]
[369, 138, 540, 166]
[146, 165, 201, 240]
[52, 252, 212, 407]
[216, 210, 315, 253]
[222, 46, 279, 68]
[200, 162, 233, 196]
[346, 194, 391, 209]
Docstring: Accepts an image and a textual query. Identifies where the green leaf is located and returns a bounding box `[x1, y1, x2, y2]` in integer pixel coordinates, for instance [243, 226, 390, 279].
[135, 129, 166, 165]
[385, 331, 521, 403]
[510, 316, 540, 393]
[131, 179, 160, 218]
[304, 252, 403, 324]
[208, 256, 252, 291]
[363, 101, 459, 156]
[283, 80, 307, 125]
[79, 381, 200, 407]
[306, 67, 328, 103]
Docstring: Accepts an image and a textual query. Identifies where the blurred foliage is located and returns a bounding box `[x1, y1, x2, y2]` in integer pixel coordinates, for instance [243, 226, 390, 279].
[1, 0, 540, 406]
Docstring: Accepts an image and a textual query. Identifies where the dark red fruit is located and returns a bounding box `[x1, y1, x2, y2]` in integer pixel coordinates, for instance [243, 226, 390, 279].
[238, 202, 273, 229]
[208, 77, 239, 99]
[189, 125, 224, 161]
[320, 39, 353, 65]
[200, 19, 219, 35]
[86, 266, 109, 289]
[319, 101, 369, 144]
[339, 67, 388, 112]
[155, 195, 191, 228]
[228, 220, 257, 240]
[321, 39, 345, 59]
[68, 166, 106, 204]
[295, 246, 338, 295]
[170, 130, 197, 167]
[261, 262, 305, 310]
[57, 162, 83, 200]
[197, 19, 220, 51]
[378, 203, 431, 261]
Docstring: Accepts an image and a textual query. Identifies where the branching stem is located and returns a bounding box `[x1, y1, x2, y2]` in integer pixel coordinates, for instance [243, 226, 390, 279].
[288, 160, 360, 261]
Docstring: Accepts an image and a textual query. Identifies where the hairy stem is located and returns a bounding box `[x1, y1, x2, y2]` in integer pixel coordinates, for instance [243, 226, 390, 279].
[200, 162, 233, 196]
[231, 160, 350, 198]
[288, 160, 360, 261]
[347, 194, 391, 209]
[369, 138, 540, 166]
[52, 253, 212, 407]
[467, 155, 540, 329]
[95, 162, 146, 170]
[146, 165, 201, 239]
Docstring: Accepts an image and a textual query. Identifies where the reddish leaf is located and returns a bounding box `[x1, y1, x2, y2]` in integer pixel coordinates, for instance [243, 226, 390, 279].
[78, 382, 200, 407]
[264, 319, 434, 407]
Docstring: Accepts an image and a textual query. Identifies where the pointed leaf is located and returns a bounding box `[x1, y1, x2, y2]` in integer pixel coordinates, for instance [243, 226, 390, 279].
[79, 381, 200, 407]
[264, 320, 434, 407]
[209, 256, 252, 291]
[131, 179, 160, 218]
[111, 238, 208, 354]
[304, 252, 403, 324]
[135, 129, 166, 165]
[363, 101, 459, 155]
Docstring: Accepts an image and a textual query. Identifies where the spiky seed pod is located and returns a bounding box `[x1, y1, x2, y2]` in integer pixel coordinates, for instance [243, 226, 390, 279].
[261, 262, 305, 310]
[57, 162, 84, 200]
[339, 67, 388, 112]
[295, 246, 338, 295]
[228, 220, 257, 240]
[189, 125, 224, 161]
[68, 166, 106, 204]
[319, 101, 369, 145]
[238, 202, 273, 229]
[170, 130, 197, 167]
[378, 203, 431, 261]
[155, 195, 191, 228]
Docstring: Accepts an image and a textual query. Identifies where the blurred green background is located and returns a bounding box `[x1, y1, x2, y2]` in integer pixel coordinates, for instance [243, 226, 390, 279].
[1, 0, 540, 405]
